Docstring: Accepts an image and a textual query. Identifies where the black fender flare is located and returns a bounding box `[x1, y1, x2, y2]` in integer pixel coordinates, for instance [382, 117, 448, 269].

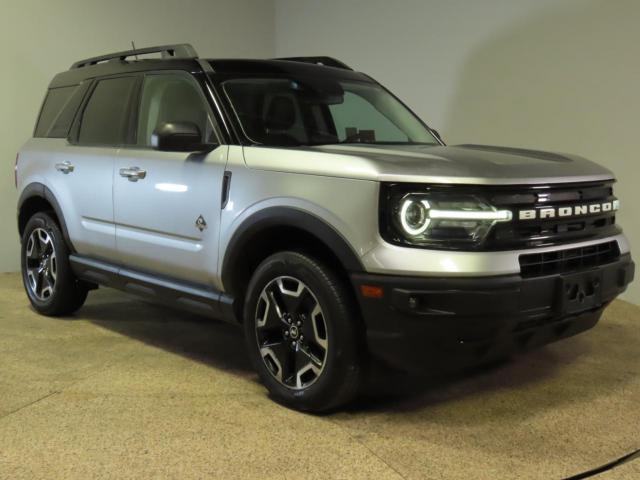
[221, 207, 364, 292]
[17, 182, 76, 252]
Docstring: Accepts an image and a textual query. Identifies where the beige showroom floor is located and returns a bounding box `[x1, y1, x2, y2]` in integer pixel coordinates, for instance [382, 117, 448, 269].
[0, 272, 638, 479]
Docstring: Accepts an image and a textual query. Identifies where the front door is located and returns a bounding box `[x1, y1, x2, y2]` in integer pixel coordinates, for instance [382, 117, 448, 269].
[113, 72, 227, 286]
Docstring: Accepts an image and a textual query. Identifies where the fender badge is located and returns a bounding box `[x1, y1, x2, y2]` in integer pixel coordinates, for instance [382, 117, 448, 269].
[195, 215, 207, 232]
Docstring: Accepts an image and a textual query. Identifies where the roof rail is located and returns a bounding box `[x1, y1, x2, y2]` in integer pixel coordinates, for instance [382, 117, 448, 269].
[70, 44, 199, 69]
[273, 56, 352, 71]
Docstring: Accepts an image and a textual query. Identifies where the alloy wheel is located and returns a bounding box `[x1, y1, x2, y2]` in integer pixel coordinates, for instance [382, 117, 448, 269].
[25, 228, 57, 301]
[255, 276, 329, 389]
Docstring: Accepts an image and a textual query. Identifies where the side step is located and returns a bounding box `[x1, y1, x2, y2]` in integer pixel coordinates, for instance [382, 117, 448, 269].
[69, 255, 237, 324]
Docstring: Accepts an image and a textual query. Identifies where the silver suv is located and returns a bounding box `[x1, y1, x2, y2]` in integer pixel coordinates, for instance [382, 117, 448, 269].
[16, 44, 634, 411]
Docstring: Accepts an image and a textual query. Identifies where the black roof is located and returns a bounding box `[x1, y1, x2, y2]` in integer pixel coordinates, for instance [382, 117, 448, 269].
[70, 43, 199, 69]
[50, 58, 201, 88]
[206, 59, 368, 81]
[49, 43, 366, 89]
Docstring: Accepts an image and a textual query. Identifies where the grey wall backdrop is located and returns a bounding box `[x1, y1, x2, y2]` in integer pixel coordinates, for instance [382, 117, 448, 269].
[275, 0, 640, 304]
[2, 0, 638, 304]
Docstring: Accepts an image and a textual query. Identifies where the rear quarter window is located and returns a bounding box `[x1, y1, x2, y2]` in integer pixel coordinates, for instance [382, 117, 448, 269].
[34, 86, 78, 138]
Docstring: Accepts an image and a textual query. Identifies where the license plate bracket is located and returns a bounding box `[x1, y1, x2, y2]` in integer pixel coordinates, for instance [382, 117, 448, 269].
[560, 270, 603, 315]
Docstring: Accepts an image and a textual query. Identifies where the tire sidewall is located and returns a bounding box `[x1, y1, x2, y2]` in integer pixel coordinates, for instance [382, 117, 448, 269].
[243, 252, 360, 411]
[21, 212, 73, 314]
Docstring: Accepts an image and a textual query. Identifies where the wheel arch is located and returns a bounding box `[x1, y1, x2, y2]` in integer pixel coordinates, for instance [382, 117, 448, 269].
[221, 207, 364, 320]
[17, 182, 75, 252]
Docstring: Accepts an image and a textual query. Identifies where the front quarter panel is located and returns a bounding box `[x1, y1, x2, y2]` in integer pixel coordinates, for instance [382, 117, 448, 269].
[217, 146, 379, 291]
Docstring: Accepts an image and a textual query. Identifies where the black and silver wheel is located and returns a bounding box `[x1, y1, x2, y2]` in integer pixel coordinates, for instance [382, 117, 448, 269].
[244, 251, 362, 412]
[24, 228, 58, 302]
[21, 212, 88, 316]
[255, 276, 328, 389]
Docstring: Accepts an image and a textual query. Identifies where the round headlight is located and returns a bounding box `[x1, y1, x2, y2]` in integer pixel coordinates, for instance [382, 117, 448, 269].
[400, 198, 431, 235]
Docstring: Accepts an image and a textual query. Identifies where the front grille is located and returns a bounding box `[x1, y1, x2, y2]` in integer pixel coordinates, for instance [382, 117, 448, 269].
[487, 181, 619, 249]
[519, 241, 620, 277]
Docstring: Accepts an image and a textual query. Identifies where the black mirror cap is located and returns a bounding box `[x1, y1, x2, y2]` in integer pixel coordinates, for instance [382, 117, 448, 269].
[151, 122, 215, 152]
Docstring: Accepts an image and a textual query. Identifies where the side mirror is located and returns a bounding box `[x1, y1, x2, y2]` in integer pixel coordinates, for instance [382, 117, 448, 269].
[151, 122, 212, 152]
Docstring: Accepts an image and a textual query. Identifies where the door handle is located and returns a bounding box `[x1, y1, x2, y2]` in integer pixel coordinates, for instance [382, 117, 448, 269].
[55, 161, 74, 174]
[119, 166, 147, 182]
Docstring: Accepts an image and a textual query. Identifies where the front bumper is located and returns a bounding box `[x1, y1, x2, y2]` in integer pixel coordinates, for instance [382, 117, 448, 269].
[351, 254, 634, 373]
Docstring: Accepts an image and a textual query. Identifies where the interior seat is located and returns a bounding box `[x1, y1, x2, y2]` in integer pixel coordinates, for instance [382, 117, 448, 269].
[261, 95, 300, 146]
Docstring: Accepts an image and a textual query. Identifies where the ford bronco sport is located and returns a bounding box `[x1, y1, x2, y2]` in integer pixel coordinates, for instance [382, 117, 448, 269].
[16, 44, 634, 411]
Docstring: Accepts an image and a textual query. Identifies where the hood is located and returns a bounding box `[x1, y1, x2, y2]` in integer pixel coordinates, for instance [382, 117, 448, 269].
[242, 143, 614, 185]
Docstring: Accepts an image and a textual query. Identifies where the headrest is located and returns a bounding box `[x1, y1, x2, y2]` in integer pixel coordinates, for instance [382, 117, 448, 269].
[264, 95, 296, 131]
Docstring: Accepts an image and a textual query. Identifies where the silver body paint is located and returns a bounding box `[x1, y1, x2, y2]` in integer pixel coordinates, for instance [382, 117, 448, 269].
[18, 137, 629, 293]
[244, 143, 616, 185]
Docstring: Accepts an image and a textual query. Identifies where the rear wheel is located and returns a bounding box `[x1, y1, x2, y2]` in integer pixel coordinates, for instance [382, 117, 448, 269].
[21, 212, 88, 316]
[243, 251, 363, 412]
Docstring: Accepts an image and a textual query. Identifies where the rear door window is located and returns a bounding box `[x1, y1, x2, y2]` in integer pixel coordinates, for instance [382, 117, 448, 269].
[78, 76, 138, 146]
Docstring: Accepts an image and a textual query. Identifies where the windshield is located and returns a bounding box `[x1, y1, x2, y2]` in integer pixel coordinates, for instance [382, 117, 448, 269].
[221, 77, 439, 147]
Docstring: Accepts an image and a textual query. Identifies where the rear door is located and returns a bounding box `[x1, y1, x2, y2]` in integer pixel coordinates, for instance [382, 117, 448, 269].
[53, 75, 138, 261]
[113, 71, 227, 286]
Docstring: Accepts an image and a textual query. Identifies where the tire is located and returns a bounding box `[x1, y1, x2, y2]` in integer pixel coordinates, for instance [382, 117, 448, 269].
[243, 251, 363, 412]
[21, 212, 88, 316]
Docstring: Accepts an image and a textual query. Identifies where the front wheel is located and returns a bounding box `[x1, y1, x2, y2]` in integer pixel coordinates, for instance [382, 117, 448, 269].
[243, 251, 363, 412]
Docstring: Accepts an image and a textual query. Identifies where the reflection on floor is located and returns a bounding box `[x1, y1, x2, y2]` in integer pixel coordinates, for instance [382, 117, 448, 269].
[0, 272, 638, 479]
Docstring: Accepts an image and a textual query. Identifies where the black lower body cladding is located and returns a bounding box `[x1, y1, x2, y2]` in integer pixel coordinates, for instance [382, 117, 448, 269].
[351, 254, 634, 373]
